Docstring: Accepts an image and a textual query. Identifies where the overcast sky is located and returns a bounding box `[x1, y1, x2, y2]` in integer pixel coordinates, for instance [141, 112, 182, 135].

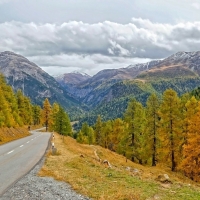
[1, 0, 200, 76]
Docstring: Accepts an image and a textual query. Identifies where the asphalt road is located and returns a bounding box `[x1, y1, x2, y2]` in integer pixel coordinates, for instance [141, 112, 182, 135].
[0, 128, 51, 196]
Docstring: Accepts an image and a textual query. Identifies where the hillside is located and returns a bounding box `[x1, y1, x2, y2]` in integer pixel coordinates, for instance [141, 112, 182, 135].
[0, 127, 30, 145]
[56, 51, 200, 123]
[0, 51, 83, 119]
[78, 77, 200, 124]
[39, 133, 200, 200]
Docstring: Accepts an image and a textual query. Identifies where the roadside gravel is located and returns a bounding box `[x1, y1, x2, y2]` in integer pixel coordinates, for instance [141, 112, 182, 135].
[0, 158, 91, 200]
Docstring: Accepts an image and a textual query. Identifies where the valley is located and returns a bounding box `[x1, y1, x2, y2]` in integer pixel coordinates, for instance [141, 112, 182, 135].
[1, 51, 200, 124]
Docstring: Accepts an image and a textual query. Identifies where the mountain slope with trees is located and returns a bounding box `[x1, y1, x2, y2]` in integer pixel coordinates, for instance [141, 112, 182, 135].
[0, 51, 83, 120]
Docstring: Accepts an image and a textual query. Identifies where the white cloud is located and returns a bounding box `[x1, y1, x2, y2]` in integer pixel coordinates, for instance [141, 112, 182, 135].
[192, 2, 200, 10]
[0, 18, 200, 75]
[0, 0, 11, 4]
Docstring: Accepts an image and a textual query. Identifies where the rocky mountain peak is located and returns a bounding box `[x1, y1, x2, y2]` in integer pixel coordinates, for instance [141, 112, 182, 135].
[0, 51, 82, 116]
[55, 71, 91, 85]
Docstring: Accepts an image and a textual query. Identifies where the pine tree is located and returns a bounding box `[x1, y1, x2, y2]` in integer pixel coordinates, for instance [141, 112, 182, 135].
[158, 89, 182, 171]
[54, 105, 72, 136]
[146, 93, 160, 166]
[94, 115, 102, 145]
[41, 98, 52, 131]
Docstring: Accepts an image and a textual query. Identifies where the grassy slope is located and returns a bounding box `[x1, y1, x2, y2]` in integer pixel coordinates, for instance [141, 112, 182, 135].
[39, 133, 200, 200]
[0, 127, 30, 145]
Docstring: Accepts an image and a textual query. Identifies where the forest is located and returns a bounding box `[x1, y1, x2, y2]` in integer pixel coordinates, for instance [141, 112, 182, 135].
[0, 74, 72, 137]
[1, 72, 200, 183]
[75, 89, 200, 182]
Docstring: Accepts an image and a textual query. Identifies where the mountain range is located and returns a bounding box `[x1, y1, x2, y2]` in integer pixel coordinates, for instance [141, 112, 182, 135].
[1, 51, 200, 123]
[0, 51, 83, 119]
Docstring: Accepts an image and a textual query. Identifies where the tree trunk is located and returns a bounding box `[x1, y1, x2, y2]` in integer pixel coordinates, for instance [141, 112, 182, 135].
[152, 115, 156, 166]
[170, 119, 176, 171]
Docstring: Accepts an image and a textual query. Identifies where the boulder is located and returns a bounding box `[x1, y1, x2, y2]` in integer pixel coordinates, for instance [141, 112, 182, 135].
[156, 174, 172, 184]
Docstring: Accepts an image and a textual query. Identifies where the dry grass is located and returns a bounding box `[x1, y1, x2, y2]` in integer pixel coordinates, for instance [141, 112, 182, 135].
[0, 127, 30, 145]
[39, 133, 200, 200]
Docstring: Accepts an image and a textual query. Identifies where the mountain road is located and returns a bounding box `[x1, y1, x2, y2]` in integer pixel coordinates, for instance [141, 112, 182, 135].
[0, 128, 51, 196]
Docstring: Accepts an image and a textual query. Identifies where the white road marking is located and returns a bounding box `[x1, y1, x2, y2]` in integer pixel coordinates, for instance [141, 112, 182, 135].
[7, 150, 14, 154]
[27, 141, 29, 143]
[31, 139, 33, 140]
[20, 145, 24, 147]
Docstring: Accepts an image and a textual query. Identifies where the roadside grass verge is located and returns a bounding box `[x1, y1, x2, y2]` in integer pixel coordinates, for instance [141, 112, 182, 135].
[0, 127, 30, 145]
[39, 133, 200, 200]
[0, 125, 43, 145]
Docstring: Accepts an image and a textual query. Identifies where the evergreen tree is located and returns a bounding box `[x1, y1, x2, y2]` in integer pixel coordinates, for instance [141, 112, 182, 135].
[54, 105, 72, 136]
[94, 115, 103, 145]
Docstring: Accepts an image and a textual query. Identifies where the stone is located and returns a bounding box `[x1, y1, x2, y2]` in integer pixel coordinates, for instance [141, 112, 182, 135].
[156, 174, 172, 184]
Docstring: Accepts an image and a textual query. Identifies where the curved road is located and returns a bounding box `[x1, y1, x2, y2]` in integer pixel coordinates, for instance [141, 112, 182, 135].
[0, 128, 51, 196]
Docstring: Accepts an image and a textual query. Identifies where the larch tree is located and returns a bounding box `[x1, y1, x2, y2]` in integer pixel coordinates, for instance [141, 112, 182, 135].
[182, 96, 198, 145]
[49, 102, 59, 131]
[94, 115, 103, 145]
[32, 105, 41, 125]
[42, 98, 52, 131]
[145, 93, 160, 166]
[77, 122, 94, 144]
[158, 89, 182, 171]
[124, 98, 146, 163]
[180, 101, 200, 181]
[16, 90, 32, 125]
[101, 120, 112, 148]
[110, 118, 125, 152]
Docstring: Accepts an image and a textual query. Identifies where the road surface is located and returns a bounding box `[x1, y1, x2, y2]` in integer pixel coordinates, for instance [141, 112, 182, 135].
[0, 128, 51, 196]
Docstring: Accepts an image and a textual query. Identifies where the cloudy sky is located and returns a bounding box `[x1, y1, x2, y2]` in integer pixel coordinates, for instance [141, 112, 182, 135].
[1, 0, 200, 76]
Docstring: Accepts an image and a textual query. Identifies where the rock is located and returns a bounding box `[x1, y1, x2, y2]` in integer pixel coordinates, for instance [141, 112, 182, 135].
[125, 167, 131, 171]
[52, 147, 57, 155]
[156, 174, 172, 184]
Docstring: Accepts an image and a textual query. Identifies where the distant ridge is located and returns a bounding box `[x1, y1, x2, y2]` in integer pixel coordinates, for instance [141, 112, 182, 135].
[0, 51, 83, 119]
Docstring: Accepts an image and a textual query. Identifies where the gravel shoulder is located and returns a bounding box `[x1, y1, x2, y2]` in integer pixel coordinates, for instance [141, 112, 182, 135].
[0, 158, 91, 200]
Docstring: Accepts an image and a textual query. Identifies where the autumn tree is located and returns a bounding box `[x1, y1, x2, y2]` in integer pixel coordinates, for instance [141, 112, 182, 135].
[77, 122, 94, 144]
[182, 96, 198, 145]
[180, 101, 200, 181]
[41, 98, 52, 131]
[124, 98, 146, 164]
[49, 102, 59, 131]
[158, 89, 182, 171]
[109, 118, 125, 152]
[32, 105, 41, 125]
[145, 93, 160, 166]
[101, 120, 112, 148]
[16, 90, 32, 125]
